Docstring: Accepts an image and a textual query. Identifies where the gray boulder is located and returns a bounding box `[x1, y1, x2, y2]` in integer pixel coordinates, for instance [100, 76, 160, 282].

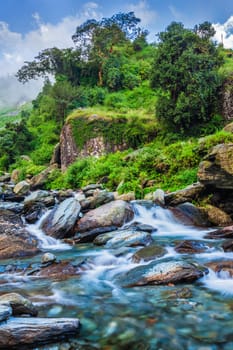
[41, 197, 81, 239]
[13, 180, 30, 195]
[0, 293, 38, 316]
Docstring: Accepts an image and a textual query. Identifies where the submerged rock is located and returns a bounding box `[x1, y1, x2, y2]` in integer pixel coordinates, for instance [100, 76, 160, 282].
[0, 293, 38, 316]
[75, 200, 134, 240]
[117, 260, 207, 287]
[0, 317, 80, 349]
[41, 197, 81, 239]
[132, 245, 167, 263]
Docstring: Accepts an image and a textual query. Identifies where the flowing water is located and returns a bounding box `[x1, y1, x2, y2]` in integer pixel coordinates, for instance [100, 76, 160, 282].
[1, 202, 233, 350]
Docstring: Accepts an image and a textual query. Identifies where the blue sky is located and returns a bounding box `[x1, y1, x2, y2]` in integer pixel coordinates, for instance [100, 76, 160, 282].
[1, 0, 233, 106]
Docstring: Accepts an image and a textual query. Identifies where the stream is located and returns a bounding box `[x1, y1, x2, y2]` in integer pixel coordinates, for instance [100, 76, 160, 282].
[1, 201, 233, 349]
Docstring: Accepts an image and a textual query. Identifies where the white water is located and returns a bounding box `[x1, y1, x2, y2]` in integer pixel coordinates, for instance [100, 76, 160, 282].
[26, 210, 71, 250]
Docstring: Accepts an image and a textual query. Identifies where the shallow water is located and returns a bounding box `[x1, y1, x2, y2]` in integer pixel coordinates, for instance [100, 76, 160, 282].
[1, 202, 233, 349]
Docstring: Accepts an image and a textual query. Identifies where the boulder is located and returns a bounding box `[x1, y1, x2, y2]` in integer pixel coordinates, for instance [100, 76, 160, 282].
[24, 190, 52, 205]
[29, 164, 58, 190]
[10, 169, 21, 184]
[165, 182, 205, 206]
[174, 240, 209, 254]
[89, 190, 114, 209]
[13, 180, 30, 195]
[75, 200, 134, 237]
[199, 204, 232, 226]
[222, 240, 233, 252]
[41, 197, 81, 239]
[116, 260, 207, 287]
[0, 293, 38, 316]
[0, 202, 24, 213]
[223, 122, 233, 133]
[172, 202, 209, 227]
[153, 189, 165, 207]
[198, 143, 233, 189]
[74, 226, 118, 243]
[0, 211, 39, 259]
[0, 173, 11, 182]
[0, 317, 80, 349]
[41, 252, 56, 265]
[114, 192, 135, 201]
[132, 245, 167, 263]
[205, 260, 233, 277]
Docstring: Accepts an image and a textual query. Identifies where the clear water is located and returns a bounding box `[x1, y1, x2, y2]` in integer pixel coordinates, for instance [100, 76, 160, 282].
[2, 202, 233, 350]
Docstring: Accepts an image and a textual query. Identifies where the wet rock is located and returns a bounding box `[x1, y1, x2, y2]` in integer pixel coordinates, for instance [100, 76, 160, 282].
[172, 202, 209, 227]
[206, 261, 233, 277]
[0, 202, 24, 213]
[94, 229, 153, 248]
[165, 183, 205, 206]
[0, 212, 39, 259]
[0, 293, 38, 316]
[174, 240, 209, 254]
[205, 225, 233, 239]
[0, 304, 12, 322]
[75, 200, 134, 239]
[0, 317, 80, 349]
[24, 190, 53, 205]
[41, 252, 57, 264]
[132, 245, 167, 263]
[163, 287, 192, 299]
[117, 260, 207, 287]
[30, 261, 84, 280]
[82, 184, 103, 193]
[24, 203, 45, 223]
[41, 197, 81, 239]
[13, 180, 30, 195]
[125, 222, 155, 233]
[199, 204, 232, 226]
[74, 226, 117, 244]
[222, 239, 233, 252]
[0, 173, 11, 182]
[198, 143, 233, 189]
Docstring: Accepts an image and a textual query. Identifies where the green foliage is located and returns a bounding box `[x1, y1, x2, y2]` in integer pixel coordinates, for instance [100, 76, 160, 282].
[151, 21, 223, 134]
[10, 159, 46, 181]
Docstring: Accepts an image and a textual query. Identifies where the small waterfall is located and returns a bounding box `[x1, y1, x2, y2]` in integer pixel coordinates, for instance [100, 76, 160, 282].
[131, 202, 210, 239]
[26, 210, 71, 251]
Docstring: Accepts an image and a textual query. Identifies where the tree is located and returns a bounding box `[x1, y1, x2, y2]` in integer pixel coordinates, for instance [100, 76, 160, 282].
[151, 22, 222, 133]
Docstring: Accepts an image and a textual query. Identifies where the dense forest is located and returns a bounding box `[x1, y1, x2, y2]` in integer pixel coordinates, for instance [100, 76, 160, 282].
[1, 12, 233, 197]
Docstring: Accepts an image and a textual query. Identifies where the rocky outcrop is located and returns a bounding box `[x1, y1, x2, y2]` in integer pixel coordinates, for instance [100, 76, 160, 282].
[60, 124, 79, 171]
[198, 143, 233, 189]
[222, 74, 233, 121]
[165, 183, 205, 206]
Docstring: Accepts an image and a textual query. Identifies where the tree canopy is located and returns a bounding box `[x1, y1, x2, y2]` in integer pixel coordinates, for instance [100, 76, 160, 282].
[151, 21, 222, 133]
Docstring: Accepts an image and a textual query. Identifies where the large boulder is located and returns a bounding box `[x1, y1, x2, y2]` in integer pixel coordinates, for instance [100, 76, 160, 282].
[198, 143, 233, 189]
[13, 180, 30, 195]
[116, 260, 207, 287]
[29, 164, 58, 190]
[75, 200, 134, 238]
[41, 197, 81, 239]
[199, 204, 232, 226]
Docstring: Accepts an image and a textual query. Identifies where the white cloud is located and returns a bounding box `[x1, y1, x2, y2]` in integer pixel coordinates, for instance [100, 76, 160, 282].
[168, 5, 182, 20]
[0, 2, 102, 107]
[126, 0, 157, 26]
[213, 16, 233, 48]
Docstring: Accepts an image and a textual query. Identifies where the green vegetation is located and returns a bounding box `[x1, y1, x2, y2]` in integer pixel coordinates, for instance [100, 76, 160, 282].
[1, 13, 233, 197]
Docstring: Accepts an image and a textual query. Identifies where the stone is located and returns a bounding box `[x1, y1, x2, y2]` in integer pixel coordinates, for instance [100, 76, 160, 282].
[13, 180, 30, 195]
[41, 197, 81, 239]
[0, 202, 24, 213]
[114, 192, 135, 201]
[199, 204, 232, 226]
[172, 202, 209, 227]
[117, 260, 207, 287]
[24, 190, 51, 205]
[74, 226, 118, 243]
[198, 143, 233, 189]
[75, 200, 134, 238]
[224, 122, 233, 133]
[0, 173, 11, 182]
[98, 229, 153, 249]
[0, 304, 12, 322]
[29, 164, 58, 190]
[89, 190, 114, 209]
[10, 169, 21, 184]
[222, 240, 233, 252]
[206, 260, 233, 277]
[41, 252, 57, 264]
[165, 182, 205, 206]
[132, 245, 167, 263]
[205, 225, 233, 239]
[0, 293, 38, 316]
[174, 240, 209, 254]
[153, 189, 165, 207]
[82, 184, 103, 192]
[29, 261, 84, 279]
[0, 317, 80, 348]
[50, 142, 61, 166]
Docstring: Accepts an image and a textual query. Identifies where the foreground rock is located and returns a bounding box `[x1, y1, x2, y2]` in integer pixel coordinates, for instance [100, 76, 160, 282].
[165, 183, 205, 206]
[206, 260, 233, 276]
[0, 211, 39, 259]
[132, 245, 167, 263]
[41, 197, 81, 239]
[0, 293, 38, 316]
[205, 225, 233, 239]
[116, 260, 207, 287]
[174, 240, 209, 254]
[0, 317, 80, 349]
[199, 204, 232, 226]
[75, 200, 134, 242]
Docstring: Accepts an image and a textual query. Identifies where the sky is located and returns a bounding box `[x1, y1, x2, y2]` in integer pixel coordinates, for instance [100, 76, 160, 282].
[1, 0, 233, 106]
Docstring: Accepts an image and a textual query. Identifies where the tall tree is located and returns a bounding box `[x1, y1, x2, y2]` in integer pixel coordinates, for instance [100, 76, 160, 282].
[151, 22, 222, 133]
